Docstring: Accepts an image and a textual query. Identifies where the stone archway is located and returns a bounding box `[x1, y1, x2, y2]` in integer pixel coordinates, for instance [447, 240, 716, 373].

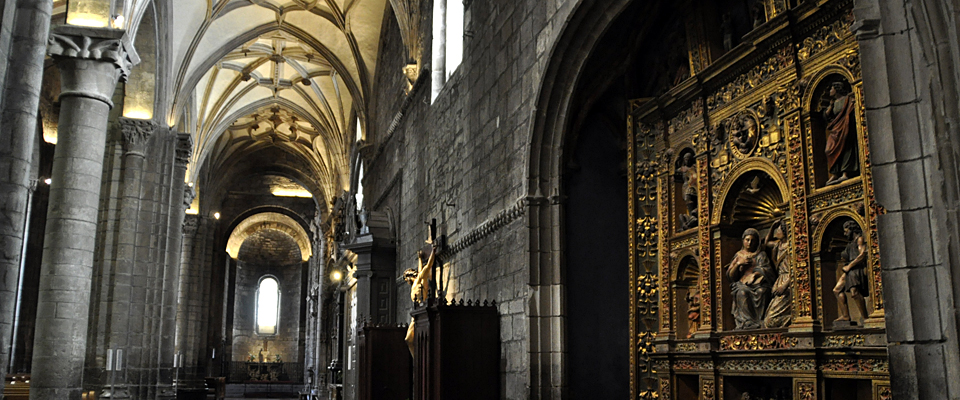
[525, 1, 661, 397]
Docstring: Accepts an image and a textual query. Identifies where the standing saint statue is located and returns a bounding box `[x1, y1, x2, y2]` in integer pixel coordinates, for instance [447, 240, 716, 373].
[677, 152, 699, 230]
[833, 221, 869, 324]
[822, 81, 860, 185]
[685, 290, 701, 338]
[403, 247, 436, 356]
[762, 220, 792, 328]
[726, 228, 775, 330]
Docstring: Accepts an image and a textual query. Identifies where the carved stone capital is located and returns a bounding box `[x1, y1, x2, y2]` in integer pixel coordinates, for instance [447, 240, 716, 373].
[175, 133, 194, 166]
[48, 26, 136, 107]
[183, 185, 196, 207]
[183, 214, 199, 235]
[48, 25, 135, 78]
[119, 117, 156, 156]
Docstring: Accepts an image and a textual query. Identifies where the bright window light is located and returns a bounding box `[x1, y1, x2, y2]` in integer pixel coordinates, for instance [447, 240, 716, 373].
[271, 189, 313, 198]
[445, 0, 464, 79]
[355, 161, 364, 211]
[257, 277, 280, 335]
[355, 117, 363, 142]
[431, 0, 465, 102]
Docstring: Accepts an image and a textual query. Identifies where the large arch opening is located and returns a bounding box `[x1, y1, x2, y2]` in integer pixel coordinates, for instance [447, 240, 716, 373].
[534, 0, 681, 396]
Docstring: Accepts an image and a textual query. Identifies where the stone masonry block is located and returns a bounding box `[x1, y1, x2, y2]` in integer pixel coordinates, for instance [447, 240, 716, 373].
[501, 314, 513, 342]
[915, 343, 948, 399]
[895, 159, 930, 210]
[871, 162, 901, 210]
[889, 102, 924, 161]
[907, 266, 943, 341]
[914, 89, 939, 158]
[513, 314, 526, 340]
[858, 36, 891, 109]
[902, 208, 935, 267]
[877, 211, 907, 268]
[881, 268, 914, 341]
[882, 32, 918, 106]
[888, 343, 919, 399]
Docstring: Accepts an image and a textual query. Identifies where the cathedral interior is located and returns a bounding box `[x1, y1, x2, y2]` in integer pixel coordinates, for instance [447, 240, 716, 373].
[1, 0, 959, 399]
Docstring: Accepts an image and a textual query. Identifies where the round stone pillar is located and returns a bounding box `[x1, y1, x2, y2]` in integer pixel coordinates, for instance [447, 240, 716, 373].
[157, 133, 193, 399]
[0, 0, 52, 380]
[30, 26, 133, 400]
[99, 117, 155, 399]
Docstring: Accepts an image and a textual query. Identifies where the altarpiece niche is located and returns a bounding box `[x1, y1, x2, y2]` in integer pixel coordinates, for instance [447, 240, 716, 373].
[626, 1, 889, 399]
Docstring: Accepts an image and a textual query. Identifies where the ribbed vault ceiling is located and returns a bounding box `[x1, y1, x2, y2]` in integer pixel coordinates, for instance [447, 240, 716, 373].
[167, 0, 386, 209]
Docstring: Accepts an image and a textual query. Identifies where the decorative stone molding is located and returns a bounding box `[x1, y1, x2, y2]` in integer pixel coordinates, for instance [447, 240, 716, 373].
[438, 195, 543, 258]
[175, 133, 194, 166]
[48, 26, 134, 80]
[119, 117, 156, 156]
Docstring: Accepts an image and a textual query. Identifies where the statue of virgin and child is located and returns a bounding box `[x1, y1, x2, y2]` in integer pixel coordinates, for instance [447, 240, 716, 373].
[726, 221, 792, 330]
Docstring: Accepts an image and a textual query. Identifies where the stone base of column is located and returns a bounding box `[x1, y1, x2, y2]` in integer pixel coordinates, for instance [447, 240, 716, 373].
[157, 384, 177, 400]
[99, 384, 132, 399]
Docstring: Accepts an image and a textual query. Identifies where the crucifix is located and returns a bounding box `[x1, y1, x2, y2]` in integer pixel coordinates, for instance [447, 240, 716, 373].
[402, 218, 446, 355]
[422, 218, 445, 299]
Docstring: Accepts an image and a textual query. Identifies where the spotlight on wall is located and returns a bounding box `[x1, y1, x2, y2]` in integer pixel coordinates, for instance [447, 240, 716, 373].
[331, 270, 342, 282]
[214, 212, 221, 220]
[44, 178, 51, 185]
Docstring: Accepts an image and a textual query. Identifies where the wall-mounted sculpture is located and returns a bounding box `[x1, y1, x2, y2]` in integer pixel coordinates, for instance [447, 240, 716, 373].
[821, 81, 860, 186]
[730, 115, 759, 156]
[762, 220, 792, 328]
[686, 290, 701, 338]
[676, 151, 699, 231]
[832, 220, 868, 326]
[726, 228, 775, 330]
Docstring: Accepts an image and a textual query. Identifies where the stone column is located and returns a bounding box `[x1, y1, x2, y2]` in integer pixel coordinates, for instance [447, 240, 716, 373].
[31, 26, 133, 400]
[157, 133, 192, 399]
[101, 117, 155, 399]
[853, 0, 960, 397]
[0, 0, 52, 380]
[175, 212, 204, 394]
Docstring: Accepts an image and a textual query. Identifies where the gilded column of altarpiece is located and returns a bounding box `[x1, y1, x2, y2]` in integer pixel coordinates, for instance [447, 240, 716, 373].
[628, 1, 890, 399]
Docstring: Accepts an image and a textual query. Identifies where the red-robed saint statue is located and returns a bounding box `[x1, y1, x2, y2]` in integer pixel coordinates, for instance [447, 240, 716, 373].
[823, 81, 860, 186]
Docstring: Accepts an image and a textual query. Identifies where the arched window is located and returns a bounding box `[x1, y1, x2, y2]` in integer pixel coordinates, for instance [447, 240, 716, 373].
[256, 277, 280, 335]
[430, 0, 465, 102]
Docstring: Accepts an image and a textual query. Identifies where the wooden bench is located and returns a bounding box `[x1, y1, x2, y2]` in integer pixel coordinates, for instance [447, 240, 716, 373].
[4, 374, 29, 400]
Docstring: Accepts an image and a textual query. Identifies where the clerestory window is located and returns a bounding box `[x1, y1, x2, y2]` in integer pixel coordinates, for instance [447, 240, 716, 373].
[431, 0, 464, 102]
[256, 276, 280, 335]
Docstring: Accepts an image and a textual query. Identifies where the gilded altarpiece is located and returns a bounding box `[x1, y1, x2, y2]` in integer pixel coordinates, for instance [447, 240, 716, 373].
[627, 1, 889, 399]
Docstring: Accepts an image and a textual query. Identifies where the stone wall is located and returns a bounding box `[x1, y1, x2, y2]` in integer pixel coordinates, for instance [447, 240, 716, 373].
[233, 229, 304, 365]
[361, 1, 582, 398]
